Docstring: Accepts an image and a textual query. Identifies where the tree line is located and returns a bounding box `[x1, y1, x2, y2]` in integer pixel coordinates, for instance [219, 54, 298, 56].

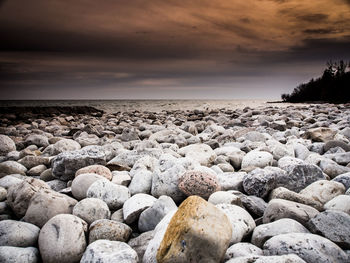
[281, 60, 350, 103]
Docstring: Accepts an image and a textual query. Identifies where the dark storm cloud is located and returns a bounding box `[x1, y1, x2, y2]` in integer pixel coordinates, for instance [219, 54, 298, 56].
[303, 28, 342, 35]
[298, 14, 329, 23]
[0, 0, 349, 99]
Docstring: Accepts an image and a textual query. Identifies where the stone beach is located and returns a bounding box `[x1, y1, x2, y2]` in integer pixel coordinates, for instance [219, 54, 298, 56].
[0, 101, 350, 262]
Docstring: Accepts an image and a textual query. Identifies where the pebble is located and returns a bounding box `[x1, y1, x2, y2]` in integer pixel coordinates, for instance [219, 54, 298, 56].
[38, 214, 87, 263]
[0, 160, 27, 177]
[241, 151, 273, 169]
[87, 179, 131, 210]
[156, 196, 232, 262]
[73, 198, 111, 225]
[123, 193, 157, 224]
[307, 210, 350, 249]
[263, 233, 348, 263]
[0, 135, 16, 156]
[23, 189, 78, 227]
[0, 246, 39, 263]
[224, 243, 263, 261]
[75, 164, 112, 180]
[252, 218, 309, 248]
[178, 170, 221, 199]
[81, 240, 138, 263]
[0, 220, 40, 247]
[216, 203, 256, 244]
[138, 195, 177, 232]
[71, 173, 105, 200]
[324, 194, 350, 214]
[2, 103, 350, 262]
[88, 219, 132, 244]
[263, 199, 319, 226]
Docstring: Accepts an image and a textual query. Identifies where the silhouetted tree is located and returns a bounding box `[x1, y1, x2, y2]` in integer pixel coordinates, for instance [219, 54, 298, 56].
[281, 60, 350, 103]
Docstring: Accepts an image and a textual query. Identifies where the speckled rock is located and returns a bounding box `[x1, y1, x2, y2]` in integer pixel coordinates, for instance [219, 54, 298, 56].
[241, 151, 273, 169]
[307, 210, 350, 249]
[278, 164, 325, 192]
[0, 246, 39, 263]
[0, 220, 40, 247]
[73, 198, 111, 225]
[226, 254, 306, 263]
[263, 199, 319, 226]
[81, 240, 138, 263]
[156, 196, 232, 263]
[252, 218, 309, 248]
[332, 172, 350, 190]
[178, 170, 221, 199]
[263, 233, 348, 263]
[75, 164, 112, 180]
[38, 214, 87, 263]
[224, 243, 263, 261]
[242, 167, 281, 199]
[87, 179, 130, 210]
[51, 146, 107, 181]
[88, 219, 132, 244]
[269, 187, 323, 211]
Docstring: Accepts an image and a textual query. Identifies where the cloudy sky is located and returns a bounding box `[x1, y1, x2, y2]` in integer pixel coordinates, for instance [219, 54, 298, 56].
[1, 0, 349, 99]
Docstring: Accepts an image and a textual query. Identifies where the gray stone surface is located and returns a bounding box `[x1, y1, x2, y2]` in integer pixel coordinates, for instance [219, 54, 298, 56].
[263, 199, 319, 226]
[0, 220, 40, 247]
[252, 218, 309, 248]
[224, 243, 263, 261]
[0, 246, 39, 263]
[23, 189, 77, 228]
[71, 173, 105, 200]
[138, 195, 177, 232]
[73, 198, 111, 225]
[307, 210, 350, 249]
[52, 146, 107, 181]
[263, 233, 348, 263]
[123, 193, 157, 224]
[88, 219, 132, 244]
[81, 240, 138, 263]
[87, 179, 130, 210]
[38, 214, 87, 263]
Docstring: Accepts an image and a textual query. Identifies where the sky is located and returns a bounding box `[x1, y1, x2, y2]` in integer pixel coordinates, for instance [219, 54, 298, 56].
[0, 0, 350, 100]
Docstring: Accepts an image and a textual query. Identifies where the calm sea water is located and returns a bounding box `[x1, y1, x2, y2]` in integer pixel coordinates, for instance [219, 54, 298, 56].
[0, 99, 296, 113]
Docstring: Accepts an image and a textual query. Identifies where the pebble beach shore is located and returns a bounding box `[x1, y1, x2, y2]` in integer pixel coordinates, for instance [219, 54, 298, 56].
[0, 102, 350, 263]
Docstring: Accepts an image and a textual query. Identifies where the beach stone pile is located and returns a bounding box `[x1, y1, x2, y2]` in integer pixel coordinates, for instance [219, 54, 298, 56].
[0, 103, 350, 263]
